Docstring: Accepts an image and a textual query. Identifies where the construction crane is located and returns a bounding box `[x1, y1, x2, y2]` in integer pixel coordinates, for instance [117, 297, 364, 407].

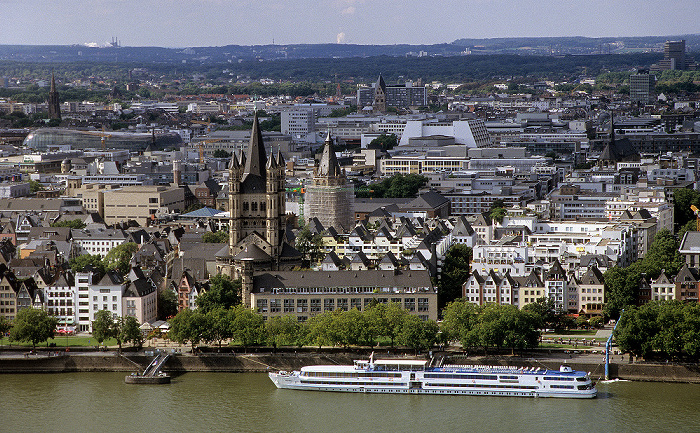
[286, 186, 305, 222]
[691, 205, 700, 231]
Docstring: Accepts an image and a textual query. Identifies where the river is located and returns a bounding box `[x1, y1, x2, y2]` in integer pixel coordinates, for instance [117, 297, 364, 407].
[2, 373, 699, 433]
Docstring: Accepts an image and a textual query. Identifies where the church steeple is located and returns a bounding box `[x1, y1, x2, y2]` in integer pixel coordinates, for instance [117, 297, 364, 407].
[48, 72, 61, 121]
[318, 131, 342, 177]
[240, 112, 267, 193]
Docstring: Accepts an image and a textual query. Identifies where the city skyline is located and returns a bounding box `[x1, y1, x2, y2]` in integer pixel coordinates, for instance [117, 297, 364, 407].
[1, 0, 699, 48]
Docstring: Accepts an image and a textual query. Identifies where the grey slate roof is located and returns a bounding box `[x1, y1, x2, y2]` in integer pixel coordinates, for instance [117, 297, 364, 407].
[253, 269, 434, 292]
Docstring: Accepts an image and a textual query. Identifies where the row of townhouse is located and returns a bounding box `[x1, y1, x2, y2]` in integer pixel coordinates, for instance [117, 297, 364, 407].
[462, 261, 606, 316]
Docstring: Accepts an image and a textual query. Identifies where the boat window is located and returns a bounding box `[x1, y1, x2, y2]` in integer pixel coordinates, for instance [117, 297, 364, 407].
[576, 377, 587, 382]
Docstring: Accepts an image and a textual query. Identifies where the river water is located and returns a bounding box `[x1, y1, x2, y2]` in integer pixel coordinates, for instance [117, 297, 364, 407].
[2, 372, 699, 433]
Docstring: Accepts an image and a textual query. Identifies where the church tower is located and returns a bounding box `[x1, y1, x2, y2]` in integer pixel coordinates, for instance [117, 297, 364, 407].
[48, 72, 61, 121]
[373, 74, 387, 113]
[304, 132, 354, 231]
[224, 112, 296, 290]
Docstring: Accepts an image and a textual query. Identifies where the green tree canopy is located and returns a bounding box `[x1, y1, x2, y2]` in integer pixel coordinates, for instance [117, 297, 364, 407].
[368, 133, 398, 151]
[69, 254, 106, 279]
[91, 310, 115, 345]
[355, 174, 428, 199]
[202, 230, 229, 243]
[157, 290, 178, 320]
[438, 244, 472, 308]
[168, 308, 209, 352]
[8, 308, 58, 349]
[195, 275, 241, 312]
[265, 314, 304, 348]
[294, 227, 324, 265]
[102, 242, 138, 275]
[50, 219, 86, 229]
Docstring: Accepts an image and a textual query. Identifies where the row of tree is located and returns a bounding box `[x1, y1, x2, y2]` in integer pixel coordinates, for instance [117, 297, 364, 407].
[91, 310, 144, 350]
[168, 299, 547, 353]
[441, 300, 541, 353]
[168, 302, 440, 352]
[615, 301, 700, 360]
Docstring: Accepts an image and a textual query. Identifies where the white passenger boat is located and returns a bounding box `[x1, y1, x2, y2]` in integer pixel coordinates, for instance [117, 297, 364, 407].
[268, 354, 596, 398]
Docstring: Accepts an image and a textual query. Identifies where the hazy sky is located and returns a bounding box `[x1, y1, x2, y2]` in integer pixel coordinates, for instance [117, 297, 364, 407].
[1, 0, 698, 47]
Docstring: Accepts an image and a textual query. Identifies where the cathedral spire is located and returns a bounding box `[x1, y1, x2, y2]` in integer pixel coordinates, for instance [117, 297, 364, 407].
[318, 131, 342, 177]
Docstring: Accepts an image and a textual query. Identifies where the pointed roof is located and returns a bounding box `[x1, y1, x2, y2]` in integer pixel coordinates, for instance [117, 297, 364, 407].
[241, 112, 267, 193]
[545, 259, 566, 280]
[580, 266, 604, 285]
[50, 72, 57, 93]
[653, 270, 673, 286]
[376, 74, 386, 92]
[451, 216, 475, 236]
[318, 132, 342, 177]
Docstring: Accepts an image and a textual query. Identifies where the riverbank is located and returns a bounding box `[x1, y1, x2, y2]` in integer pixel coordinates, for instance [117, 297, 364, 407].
[1, 349, 700, 383]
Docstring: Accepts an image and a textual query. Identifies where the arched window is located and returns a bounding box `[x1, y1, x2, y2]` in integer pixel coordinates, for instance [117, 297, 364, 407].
[242, 202, 249, 211]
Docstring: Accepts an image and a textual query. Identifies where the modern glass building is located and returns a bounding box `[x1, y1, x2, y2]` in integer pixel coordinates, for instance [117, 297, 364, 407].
[24, 128, 183, 152]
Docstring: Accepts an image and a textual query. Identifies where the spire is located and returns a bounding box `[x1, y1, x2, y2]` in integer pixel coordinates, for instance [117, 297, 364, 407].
[244, 111, 267, 178]
[276, 147, 285, 167]
[229, 151, 239, 170]
[266, 146, 278, 169]
[50, 72, 57, 93]
[318, 131, 342, 177]
[48, 71, 61, 121]
[240, 112, 267, 193]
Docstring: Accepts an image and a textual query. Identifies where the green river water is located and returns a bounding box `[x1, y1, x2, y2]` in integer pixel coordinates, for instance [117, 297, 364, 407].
[2, 372, 698, 433]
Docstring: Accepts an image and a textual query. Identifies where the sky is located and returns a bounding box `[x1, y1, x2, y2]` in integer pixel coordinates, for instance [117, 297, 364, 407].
[1, 0, 698, 48]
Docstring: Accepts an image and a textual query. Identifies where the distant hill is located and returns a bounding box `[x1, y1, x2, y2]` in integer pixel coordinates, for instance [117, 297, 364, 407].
[0, 34, 697, 64]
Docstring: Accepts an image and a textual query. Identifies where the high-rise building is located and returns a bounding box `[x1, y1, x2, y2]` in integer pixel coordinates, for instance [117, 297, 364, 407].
[357, 75, 427, 111]
[304, 132, 355, 231]
[664, 40, 686, 70]
[48, 73, 61, 120]
[653, 40, 695, 71]
[630, 69, 655, 105]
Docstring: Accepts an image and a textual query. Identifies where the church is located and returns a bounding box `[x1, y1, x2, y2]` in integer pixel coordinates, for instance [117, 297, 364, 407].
[216, 113, 301, 306]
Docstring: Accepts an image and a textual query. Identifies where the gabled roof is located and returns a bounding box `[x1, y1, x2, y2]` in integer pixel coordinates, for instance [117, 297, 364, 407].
[232, 244, 272, 261]
[379, 251, 400, 267]
[181, 207, 221, 218]
[98, 270, 124, 286]
[653, 270, 674, 286]
[123, 278, 155, 298]
[469, 270, 485, 285]
[675, 264, 699, 283]
[545, 259, 566, 280]
[580, 266, 604, 285]
[322, 251, 343, 267]
[451, 216, 475, 236]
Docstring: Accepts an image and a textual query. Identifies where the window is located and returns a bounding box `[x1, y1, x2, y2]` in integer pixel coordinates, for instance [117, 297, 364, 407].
[251, 202, 258, 212]
[243, 202, 249, 211]
[404, 298, 416, 312]
[297, 299, 308, 313]
[324, 298, 335, 312]
[351, 298, 362, 310]
[418, 298, 429, 312]
[337, 298, 348, 311]
[310, 299, 321, 313]
[283, 299, 295, 313]
[256, 299, 268, 313]
[149, 197, 158, 204]
[270, 298, 281, 313]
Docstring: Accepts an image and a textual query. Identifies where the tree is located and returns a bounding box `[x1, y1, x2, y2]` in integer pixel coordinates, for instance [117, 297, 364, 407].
[673, 188, 700, 230]
[438, 244, 472, 308]
[116, 316, 144, 350]
[69, 254, 106, 278]
[441, 299, 479, 345]
[294, 227, 324, 265]
[8, 308, 58, 349]
[205, 307, 234, 348]
[368, 133, 398, 151]
[29, 180, 45, 193]
[212, 149, 232, 158]
[91, 310, 115, 345]
[168, 308, 209, 352]
[50, 219, 86, 229]
[355, 174, 428, 199]
[489, 207, 507, 224]
[202, 230, 228, 243]
[230, 305, 264, 348]
[265, 314, 303, 348]
[195, 275, 241, 312]
[522, 297, 556, 329]
[0, 316, 11, 336]
[102, 242, 138, 275]
[157, 290, 178, 320]
[397, 315, 439, 353]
